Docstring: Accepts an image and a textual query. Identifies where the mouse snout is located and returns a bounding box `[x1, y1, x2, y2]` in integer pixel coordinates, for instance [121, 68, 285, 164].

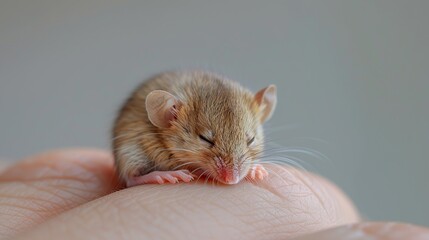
[215, 157, 240, 184]
[219, 167, 239, 184]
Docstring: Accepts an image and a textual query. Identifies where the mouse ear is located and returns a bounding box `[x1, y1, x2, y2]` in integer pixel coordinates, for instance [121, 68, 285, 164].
[254, 85, 277, 123]
[146, 90, 182, 128]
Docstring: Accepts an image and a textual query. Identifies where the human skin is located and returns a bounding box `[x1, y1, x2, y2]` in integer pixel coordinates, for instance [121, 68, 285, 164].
[0, 149, 427, 240]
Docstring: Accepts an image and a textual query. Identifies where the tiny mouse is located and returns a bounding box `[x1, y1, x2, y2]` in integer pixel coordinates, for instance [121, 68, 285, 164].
[112, 71, 277, 187]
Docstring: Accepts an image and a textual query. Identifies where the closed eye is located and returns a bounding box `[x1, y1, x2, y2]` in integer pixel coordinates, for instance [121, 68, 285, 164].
[199, 135, 214, 146]
[247, 136, 255, 146]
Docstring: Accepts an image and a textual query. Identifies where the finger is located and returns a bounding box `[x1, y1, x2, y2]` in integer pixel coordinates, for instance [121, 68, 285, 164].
[16, 165, 359, 240]
[0, 149, 121, 238]
[294, 222, 429, 240]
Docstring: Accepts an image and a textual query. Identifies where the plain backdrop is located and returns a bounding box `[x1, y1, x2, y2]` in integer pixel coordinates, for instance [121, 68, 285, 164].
[1, 0, 428, 226]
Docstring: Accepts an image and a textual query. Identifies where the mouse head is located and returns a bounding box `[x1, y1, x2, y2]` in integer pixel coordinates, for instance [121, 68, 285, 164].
[146, 79, 276, 184]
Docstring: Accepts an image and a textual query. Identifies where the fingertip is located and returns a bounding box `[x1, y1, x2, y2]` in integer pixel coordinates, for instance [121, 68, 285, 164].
[1, 148, 118, 185]
[258, 164, 360, 225]
[0, 148, 121, 238]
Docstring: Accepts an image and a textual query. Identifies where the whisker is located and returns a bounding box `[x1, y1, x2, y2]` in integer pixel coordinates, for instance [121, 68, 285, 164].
[258, 159, 306, 171]
[195, 169, 209, 183]
[259, 154, 305, 164]
[203, 171, 212, 186]
[172, 162, 196, 170]
[263, 141, 331, 163]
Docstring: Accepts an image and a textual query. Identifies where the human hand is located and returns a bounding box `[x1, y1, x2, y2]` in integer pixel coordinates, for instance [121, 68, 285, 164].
[0, 149, 427, 239]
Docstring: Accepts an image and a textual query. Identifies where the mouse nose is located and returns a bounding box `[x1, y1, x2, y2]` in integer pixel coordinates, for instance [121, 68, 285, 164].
[219, 167, 239, 184]
[214, 157, 240, 184]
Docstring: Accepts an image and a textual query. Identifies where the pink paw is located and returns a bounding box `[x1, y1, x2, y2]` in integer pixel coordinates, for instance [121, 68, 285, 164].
[126, 170, 194, 187]
[247, 164, 268, 181]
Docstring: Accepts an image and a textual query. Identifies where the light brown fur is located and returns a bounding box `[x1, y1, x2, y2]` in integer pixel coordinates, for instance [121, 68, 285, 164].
[113, 71, 272, 183]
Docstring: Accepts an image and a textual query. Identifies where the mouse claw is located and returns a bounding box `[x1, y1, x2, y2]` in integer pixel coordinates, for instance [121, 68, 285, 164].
[247, 164, 268, 181]
[127, 170, 194, 187]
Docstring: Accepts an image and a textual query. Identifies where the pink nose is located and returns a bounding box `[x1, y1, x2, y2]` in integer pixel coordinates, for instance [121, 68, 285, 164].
[219, 168, 239, 184]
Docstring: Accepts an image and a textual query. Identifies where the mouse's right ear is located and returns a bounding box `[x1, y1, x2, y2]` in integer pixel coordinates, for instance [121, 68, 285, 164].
[145, 90, 182, 128]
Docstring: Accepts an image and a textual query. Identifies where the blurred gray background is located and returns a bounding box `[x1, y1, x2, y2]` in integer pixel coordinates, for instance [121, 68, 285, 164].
[1, 0, 428, 226]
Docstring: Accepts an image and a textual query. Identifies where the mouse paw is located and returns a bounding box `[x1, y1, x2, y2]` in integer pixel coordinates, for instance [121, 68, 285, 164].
[247, 164, 268, 181]
[126, 170, 194, 187]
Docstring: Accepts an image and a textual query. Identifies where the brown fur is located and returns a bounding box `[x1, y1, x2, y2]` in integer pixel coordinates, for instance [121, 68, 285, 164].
[112, 71, 270, 183]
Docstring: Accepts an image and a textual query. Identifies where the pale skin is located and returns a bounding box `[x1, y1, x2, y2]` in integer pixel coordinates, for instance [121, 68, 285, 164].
[0, 149, 428, 240]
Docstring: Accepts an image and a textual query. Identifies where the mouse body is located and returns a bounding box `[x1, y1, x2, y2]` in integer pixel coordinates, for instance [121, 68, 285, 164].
[113, 71, 276, 187]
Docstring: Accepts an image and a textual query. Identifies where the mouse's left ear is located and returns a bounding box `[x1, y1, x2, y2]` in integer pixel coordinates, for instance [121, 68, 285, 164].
[254, 85, 277, 123]
[146, 90, 182, 128]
